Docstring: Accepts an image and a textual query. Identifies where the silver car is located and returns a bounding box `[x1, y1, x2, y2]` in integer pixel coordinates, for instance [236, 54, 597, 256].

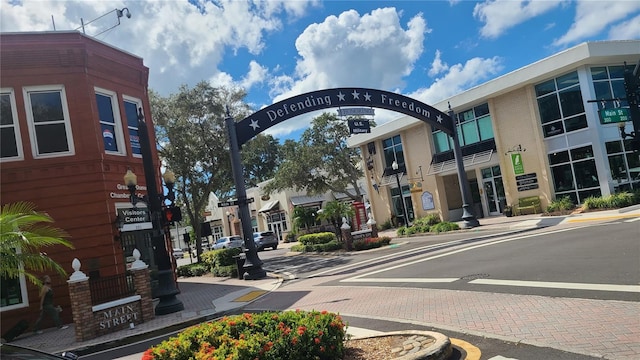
[212, 236, 244, 250]
[253, 231, 278, 251]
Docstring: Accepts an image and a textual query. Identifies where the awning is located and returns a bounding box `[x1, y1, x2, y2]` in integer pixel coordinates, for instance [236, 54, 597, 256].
[258, 200, 280, 213]
[290, 195, 326, 206]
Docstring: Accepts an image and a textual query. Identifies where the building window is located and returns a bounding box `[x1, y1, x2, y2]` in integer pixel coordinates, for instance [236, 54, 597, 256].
[535, 71, 587, 138]
[382, 135, 404, 167]
[1, 89, 23, 161]
[123, 96, 142, 156]
[23, 85, 74, 157]
[0, 274, 28, 311]
[591, 65, 628, 109]
[548, 145, 601, 204]
[606, 139, 640, 192]
[95, 88, 125, 155]
[432, 103, 493, 152]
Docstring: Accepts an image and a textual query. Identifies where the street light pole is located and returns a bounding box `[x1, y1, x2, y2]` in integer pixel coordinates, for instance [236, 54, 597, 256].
[392, 161, 410, 227]
[133, 107, 184, 314]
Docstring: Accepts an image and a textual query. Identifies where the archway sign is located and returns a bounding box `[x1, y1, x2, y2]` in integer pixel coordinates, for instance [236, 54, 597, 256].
[226, 88, 475, 280]
[236, 88, 454, 146]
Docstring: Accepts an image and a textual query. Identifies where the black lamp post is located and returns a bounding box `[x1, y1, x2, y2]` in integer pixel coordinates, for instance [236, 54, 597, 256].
[392, 160, 410, 227]
[122, 108, 184, 315]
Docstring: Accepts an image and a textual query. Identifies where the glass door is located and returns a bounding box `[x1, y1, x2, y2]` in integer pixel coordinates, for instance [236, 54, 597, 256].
[483, 179, 500, 215]
[481, 165, 506, 216]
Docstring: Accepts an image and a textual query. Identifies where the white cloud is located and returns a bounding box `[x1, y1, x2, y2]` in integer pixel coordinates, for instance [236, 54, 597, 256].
[428, 50, 449, 77]
[474, 0, 566, 39]
[265, 7, 429, 136]
[553, 0, 640, 46]
[409, 56, 504, 105]
[607, 14, 640, 41]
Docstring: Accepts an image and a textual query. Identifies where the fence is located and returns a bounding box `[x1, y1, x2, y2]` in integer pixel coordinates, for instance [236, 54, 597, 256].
[89, 273, 135, 305]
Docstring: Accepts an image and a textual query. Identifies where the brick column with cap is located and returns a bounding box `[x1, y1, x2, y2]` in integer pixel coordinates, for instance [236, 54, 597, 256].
[67, 258, 95, 342]
[130, 249, 155, 322]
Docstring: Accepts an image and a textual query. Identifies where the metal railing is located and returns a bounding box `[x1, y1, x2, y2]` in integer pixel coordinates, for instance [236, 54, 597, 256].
[89, 273, 135, 305]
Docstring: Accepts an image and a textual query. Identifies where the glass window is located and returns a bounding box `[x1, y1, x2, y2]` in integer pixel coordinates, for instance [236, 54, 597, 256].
[1, 275, 26, 310]
[549, 145, 601, 203]
[96, 88, 125, 155]
[535, 71, 586, 138]
[123, 97, 142, 156]
[1, 90, 23, 161]
[432, 102, 492, 154]
[591, 65, 629, 109]
[606, 140, 640, 191]
[382, 135, 404, 168]
[24, 85, 74, 157]
[537, 94, 561, 124]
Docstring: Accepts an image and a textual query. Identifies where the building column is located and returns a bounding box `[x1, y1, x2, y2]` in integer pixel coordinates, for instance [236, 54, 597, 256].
[67, 259, 95, 342]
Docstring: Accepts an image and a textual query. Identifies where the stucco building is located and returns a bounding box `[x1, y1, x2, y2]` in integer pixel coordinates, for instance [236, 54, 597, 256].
[348, 41, 640, 225]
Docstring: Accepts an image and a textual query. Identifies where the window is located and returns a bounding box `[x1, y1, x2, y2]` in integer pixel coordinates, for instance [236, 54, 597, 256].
[123, 96, 142, 156]
[606, 139, 640, 191]
[548, 145, 601, 204]
[535, 71, 587, 138]
[431, 103, 493, 152]
[1, 248, 28, 311]
[591, 65, 628, 109]
[23, 85, 74, 157]
[95, 88, 125, 155]
[382, 135, 405, 168]
[1, 89, 23, 161]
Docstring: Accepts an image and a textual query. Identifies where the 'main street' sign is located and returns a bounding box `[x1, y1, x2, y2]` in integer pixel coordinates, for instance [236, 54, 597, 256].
[599, 108, 630, 124]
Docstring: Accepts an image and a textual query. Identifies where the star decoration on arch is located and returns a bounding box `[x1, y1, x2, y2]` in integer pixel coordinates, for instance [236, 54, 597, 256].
[337, 92, 346, 101]
[249, 119, 260, 130]
[351, 90, 360, 99]
[364, 92, 372, 101]
[436, 115, 442, 123]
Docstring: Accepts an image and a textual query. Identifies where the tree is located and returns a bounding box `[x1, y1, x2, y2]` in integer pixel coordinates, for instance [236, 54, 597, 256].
[263, 112, 369, 201]
[291, 206, 318, 234]
[317, 200, 356, 241]
[241, 134, 282, 187]
[150, 83, 252, 260]
[0, 202, 74, 286]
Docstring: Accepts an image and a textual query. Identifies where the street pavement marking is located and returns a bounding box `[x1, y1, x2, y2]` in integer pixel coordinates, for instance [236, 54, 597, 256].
[341, 226, 584, 282]
[341, 278, 458, 283]
[233, 290, 267, 302]
[469, 279, 640, 293]
[450, 338, 481, 360]
[566, 214, 639, 222]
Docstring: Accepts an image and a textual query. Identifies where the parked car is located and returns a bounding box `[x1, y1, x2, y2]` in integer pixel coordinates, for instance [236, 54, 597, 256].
[212, 236, 244, 250]
[253, 231, 278, 251]
[1, 343, 78, 359]
[172, 248, 184, 259]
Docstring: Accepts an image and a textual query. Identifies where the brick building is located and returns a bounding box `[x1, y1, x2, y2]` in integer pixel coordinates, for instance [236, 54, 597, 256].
[1, 32, 166, 330]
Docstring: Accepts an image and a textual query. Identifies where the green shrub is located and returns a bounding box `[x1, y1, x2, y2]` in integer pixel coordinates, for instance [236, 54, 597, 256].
[142, 310, 348, 360]
[396, 226, 407, 236]
[582, 191, 639, 210]
[284, 232, 297, 243]
[297, 232, 336, 245]
[546, 196, 575, 214]
[176, 263, 208, 277]
[352, 236, 392, 251]
[290, 240, 342, 253]
[430, 222, 460, 233]
[414, 213, 441, 226]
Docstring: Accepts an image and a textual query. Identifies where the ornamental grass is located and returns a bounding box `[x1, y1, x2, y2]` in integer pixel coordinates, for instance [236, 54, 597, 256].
[142, 310, 347, 360]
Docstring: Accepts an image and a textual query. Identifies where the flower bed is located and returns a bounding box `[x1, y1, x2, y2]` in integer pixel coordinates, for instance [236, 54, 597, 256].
[142, 310, 347, 360]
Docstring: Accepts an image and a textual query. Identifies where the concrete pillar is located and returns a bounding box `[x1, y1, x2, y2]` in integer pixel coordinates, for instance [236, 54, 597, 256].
[341, 217, 353, 251]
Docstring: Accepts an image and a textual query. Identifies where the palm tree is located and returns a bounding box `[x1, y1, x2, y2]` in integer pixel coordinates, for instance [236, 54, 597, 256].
[291, 206, 318, 234]
[317, 200, 355, 240]
[1, 202, 74, 286]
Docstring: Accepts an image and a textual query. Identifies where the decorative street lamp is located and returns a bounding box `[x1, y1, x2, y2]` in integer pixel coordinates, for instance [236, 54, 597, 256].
[392, 160, 410, 227]
[122, 108, 184, 315]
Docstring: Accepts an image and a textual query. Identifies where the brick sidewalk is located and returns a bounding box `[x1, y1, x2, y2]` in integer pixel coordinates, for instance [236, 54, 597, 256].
[246, 275, 640, 359]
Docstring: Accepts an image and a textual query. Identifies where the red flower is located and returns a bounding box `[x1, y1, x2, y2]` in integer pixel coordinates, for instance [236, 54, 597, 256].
[292, 337, 298, 345]
[141, 349, 155, 360]
[314, 338, 321, 344]
[297, 326, 307, 335]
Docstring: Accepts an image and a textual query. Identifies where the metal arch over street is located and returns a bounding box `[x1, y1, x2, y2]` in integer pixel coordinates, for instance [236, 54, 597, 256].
[235, 88, 454, 145]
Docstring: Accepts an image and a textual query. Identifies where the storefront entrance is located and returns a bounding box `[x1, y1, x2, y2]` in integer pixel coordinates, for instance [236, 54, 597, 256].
[481, 166, 506, 215]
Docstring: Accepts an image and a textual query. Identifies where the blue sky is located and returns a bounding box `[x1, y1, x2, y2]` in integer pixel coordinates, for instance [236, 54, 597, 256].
[2, 0, 639, 141]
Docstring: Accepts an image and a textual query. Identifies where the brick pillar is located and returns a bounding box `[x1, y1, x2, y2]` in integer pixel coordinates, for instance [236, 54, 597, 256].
[67, 258, 95, 342]
[341, 217, 353, 251]
[130, 251, 155, 322]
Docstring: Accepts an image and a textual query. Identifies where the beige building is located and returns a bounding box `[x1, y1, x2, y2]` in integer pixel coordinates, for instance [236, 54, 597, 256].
[348, 40, 640, 224]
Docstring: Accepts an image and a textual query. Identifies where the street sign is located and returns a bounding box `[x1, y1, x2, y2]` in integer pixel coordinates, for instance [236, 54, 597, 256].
[516, 172, 539, 192]
[337, 107, 375, 116]
[217, 198, 254, 207]
[599, 108, 630, 124]
[348, 119, 371, 134]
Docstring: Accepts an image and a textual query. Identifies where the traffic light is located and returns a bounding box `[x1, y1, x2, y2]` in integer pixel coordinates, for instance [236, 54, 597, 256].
[623, 67, 639, 126]
[163, 206, 182, 224]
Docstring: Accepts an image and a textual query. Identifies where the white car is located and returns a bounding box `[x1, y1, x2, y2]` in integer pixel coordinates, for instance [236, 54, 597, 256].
[172, 248, 184, 259]
[212, 236, 245, 250]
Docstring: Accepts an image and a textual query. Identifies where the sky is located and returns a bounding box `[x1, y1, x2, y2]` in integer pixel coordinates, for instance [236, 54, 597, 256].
[2, 0, 640, 141]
